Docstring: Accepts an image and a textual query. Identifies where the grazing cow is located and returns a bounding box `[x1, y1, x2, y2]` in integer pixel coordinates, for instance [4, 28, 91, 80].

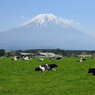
[35, 63, 58, 71]
[56, 57, 62, 60]
[88, 68, 95, 76]
[77, 58, 86, 62]
[38, 58, 44, 61]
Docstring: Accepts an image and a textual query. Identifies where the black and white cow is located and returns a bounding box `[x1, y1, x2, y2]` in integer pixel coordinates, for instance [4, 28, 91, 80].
[35, 63, 58, 71]
[50, 57, 55, 59]
[88, 68, 95, 76]
[23, 56, 32, 60]
[56, 57, 62, 60]
[77, 58, 86, 62]
[38, 58, 44, 61]
[12, 56, 18, 60]
[82, 59, 86, 61]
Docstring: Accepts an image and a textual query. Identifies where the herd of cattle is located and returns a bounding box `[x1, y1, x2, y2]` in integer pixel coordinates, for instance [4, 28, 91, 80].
[0, 56, 95, 75]
[12, 56, 62, 61]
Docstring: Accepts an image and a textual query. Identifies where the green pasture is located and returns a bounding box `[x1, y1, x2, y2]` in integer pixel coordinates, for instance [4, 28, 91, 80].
[0, 57, 95, 95]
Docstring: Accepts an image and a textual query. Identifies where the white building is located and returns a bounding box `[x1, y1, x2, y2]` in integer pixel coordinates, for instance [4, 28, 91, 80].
[38, 52, 60, 57]
[76, 54, 91, 57]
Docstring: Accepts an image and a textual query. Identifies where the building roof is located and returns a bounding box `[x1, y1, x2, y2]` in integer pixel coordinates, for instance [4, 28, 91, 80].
[38, 52, 62, 57]
[20, 53, 30, 55]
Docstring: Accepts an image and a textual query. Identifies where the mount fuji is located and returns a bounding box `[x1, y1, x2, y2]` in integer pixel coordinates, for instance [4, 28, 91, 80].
[0, 14, 94, 50]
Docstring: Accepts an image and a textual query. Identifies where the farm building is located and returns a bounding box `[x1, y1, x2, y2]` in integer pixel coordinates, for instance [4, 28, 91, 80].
[38, 52, 62, 57]
[20, 53, 31, 57]
[76, 54, 91, 57]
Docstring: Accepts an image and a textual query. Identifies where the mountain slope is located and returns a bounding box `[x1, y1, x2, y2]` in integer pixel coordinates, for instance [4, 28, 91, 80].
[0, 14, 94, 50]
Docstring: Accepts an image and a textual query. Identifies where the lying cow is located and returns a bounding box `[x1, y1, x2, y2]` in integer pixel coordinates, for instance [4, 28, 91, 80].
[56, 57, 62, 60]
[16, 56, 20, 59]
[35, 63, 58, 71]
[23, 56, 32, 60]
[50, 57, 55, 59]
[38, 58, 44, 61]
[88, 68, 95, 76]
[77, 58, 86, 62]
[12, 56, 18, 60]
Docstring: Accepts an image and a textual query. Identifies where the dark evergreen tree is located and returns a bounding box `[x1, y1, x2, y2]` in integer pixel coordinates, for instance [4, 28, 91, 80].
[0, 49, 5, 56]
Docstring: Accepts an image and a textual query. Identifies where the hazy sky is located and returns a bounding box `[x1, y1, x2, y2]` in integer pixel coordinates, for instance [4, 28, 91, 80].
[0, 0, 95, 36]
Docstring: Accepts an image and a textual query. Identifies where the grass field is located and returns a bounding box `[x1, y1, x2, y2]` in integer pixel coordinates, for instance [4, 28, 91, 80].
[0, 57, 95, 95]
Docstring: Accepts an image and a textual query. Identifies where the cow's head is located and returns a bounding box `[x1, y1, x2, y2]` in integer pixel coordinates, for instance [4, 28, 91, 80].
[50, 64, 58, 68]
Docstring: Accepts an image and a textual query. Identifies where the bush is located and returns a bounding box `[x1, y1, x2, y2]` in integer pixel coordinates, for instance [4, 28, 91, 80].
[0, 49, 5, 56]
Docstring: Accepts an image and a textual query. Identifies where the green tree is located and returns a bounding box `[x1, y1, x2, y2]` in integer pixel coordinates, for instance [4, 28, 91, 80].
[0, 49, 5, 56]
[37, 50, 43, 53]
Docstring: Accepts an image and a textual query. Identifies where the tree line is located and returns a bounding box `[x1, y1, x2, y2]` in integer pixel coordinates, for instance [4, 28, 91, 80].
[0, 49, 95, 57]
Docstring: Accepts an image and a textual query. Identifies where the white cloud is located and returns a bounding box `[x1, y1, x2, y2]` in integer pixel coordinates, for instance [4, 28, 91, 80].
[59, 18, 80, 25]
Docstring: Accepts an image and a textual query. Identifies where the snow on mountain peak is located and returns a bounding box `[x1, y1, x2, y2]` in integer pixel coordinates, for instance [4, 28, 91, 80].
[21, 14, 60, 26]
[21, 14, 78, 28]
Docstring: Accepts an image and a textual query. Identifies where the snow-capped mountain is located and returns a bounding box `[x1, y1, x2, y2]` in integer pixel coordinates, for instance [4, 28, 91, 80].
[0, 14, 94, 50]
[21, 14, 72, 28]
